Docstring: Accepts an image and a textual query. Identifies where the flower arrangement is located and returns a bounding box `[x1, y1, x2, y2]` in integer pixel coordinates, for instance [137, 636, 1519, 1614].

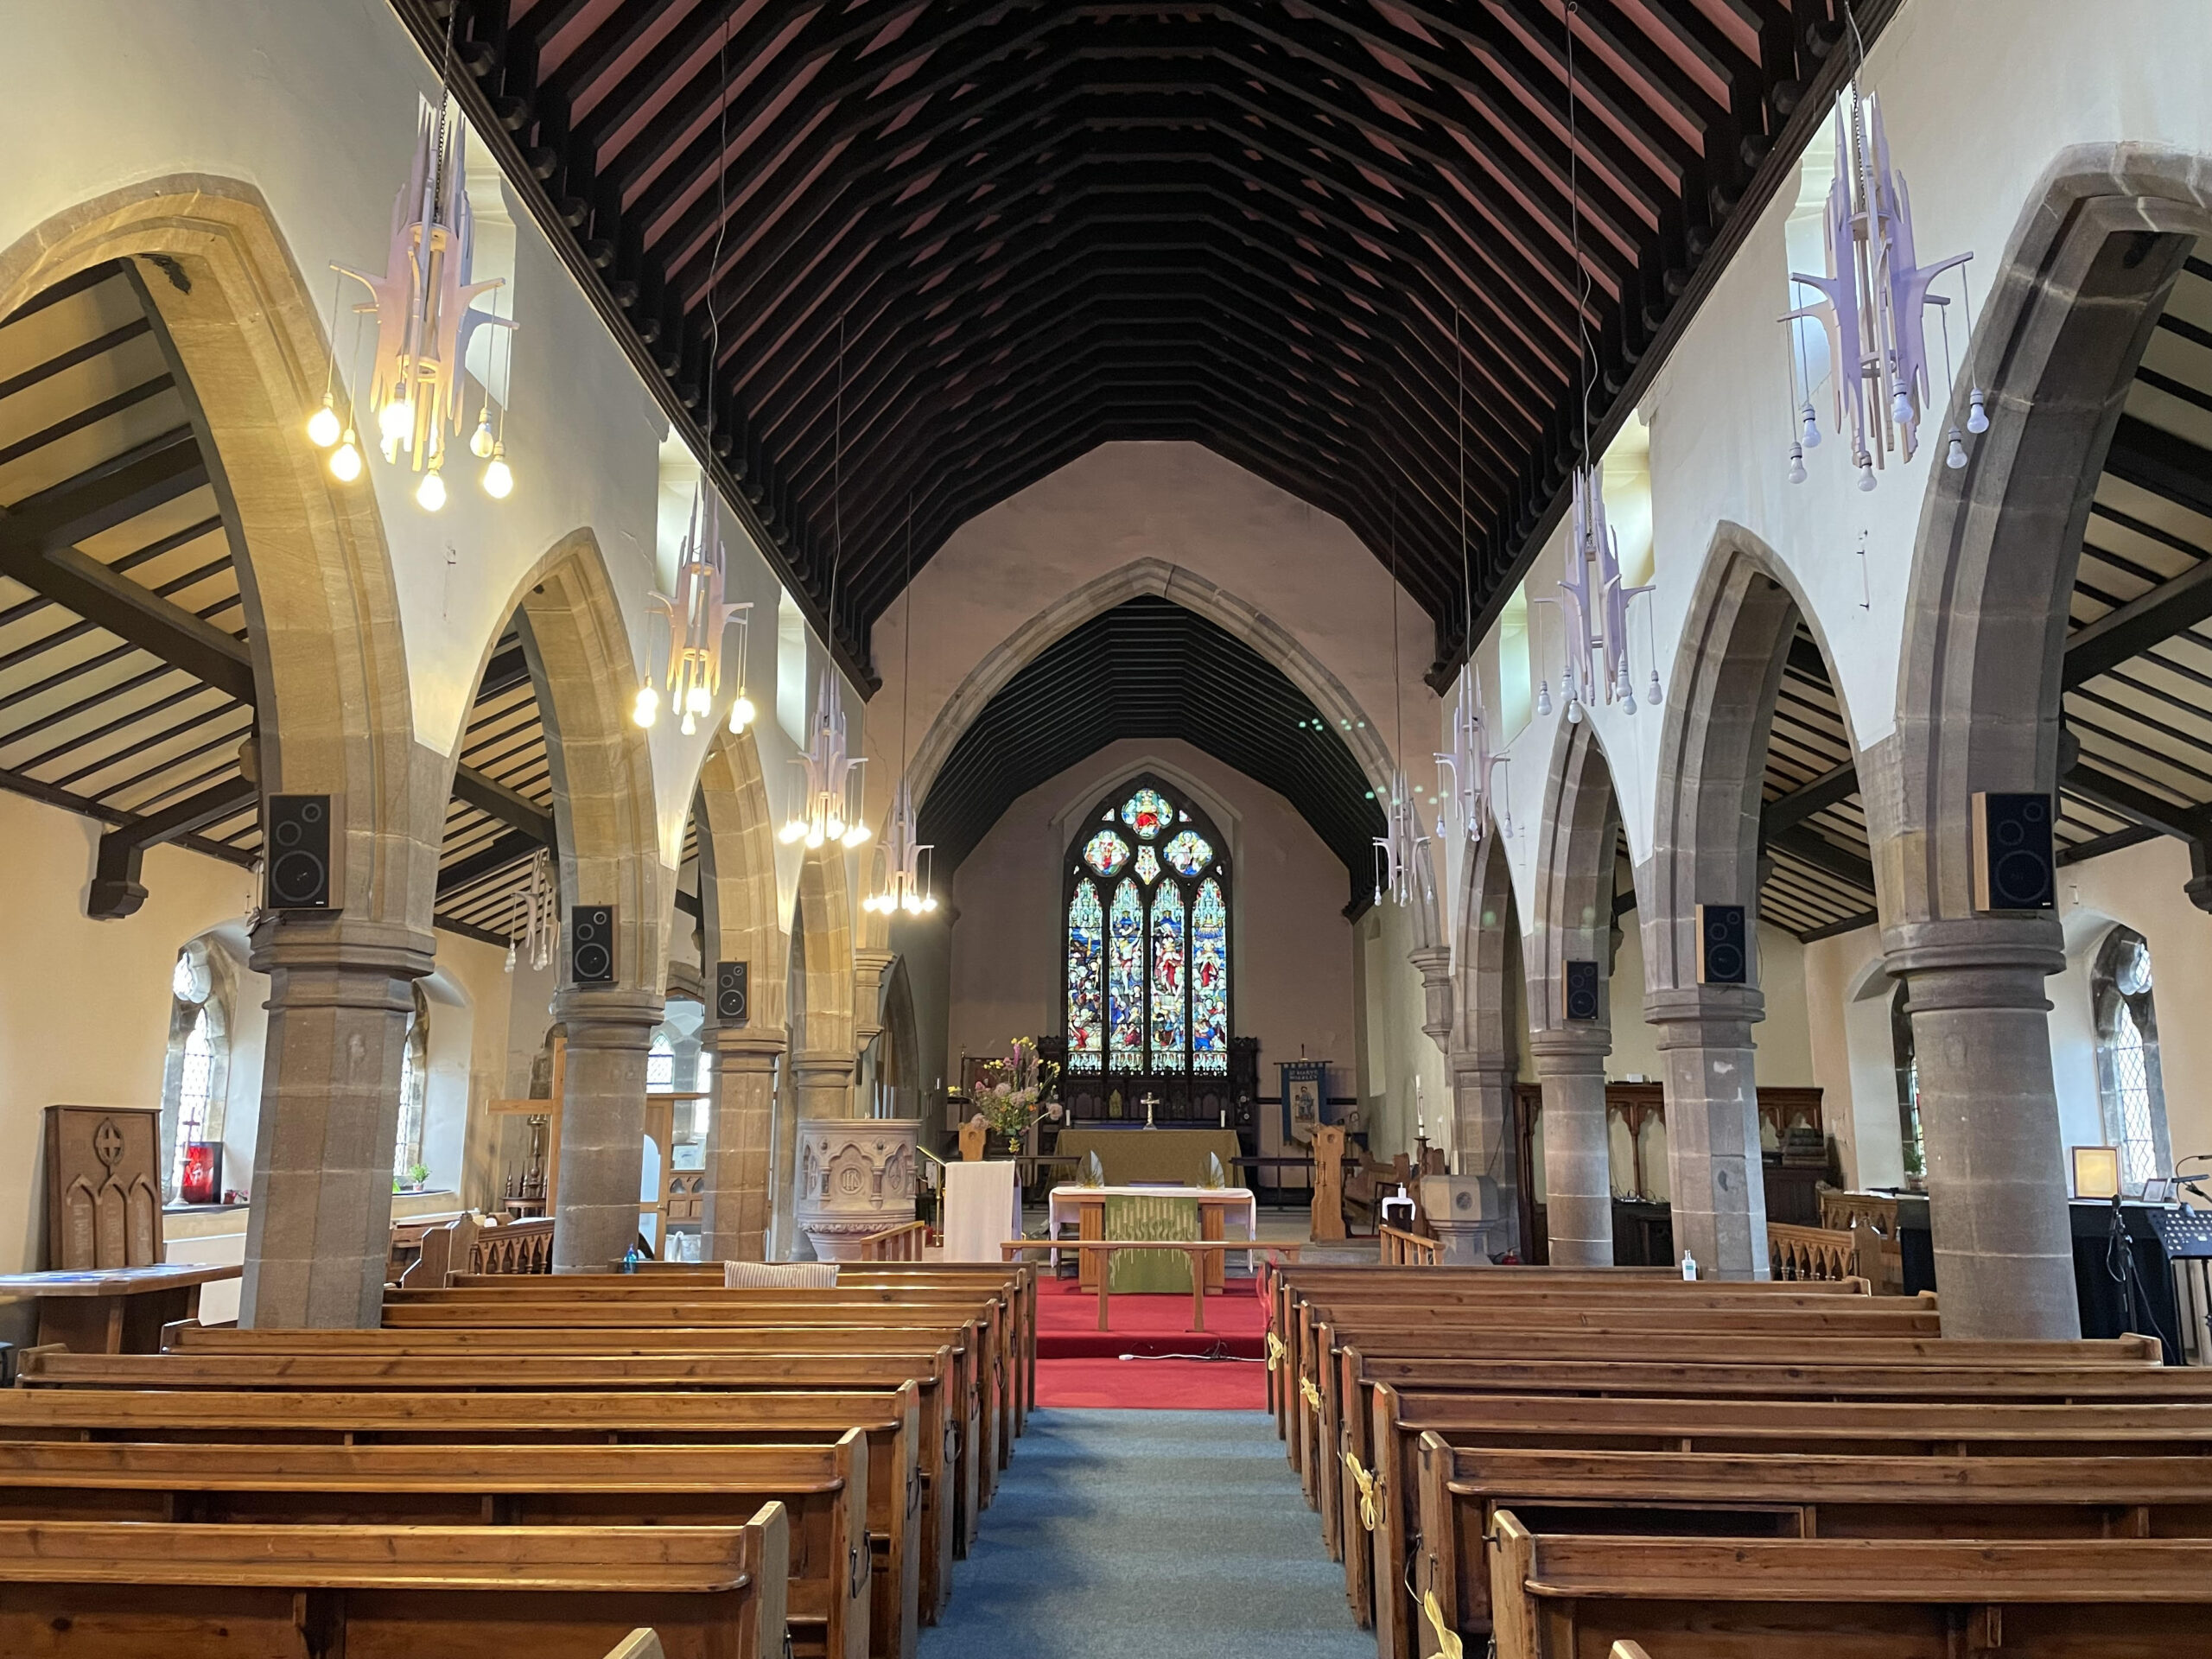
[969, 1037, 1064, 1140]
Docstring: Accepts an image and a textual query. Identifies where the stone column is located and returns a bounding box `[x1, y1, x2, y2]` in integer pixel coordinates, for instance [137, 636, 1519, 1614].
[240, 912, 434, 1329]
[1646, 983, 1769, 1281]
[1448, 1052, 1521, 1255]
[1527, 1026, 1612, 1268]
[1887, 918, 2079, 1339]
[550, 984, 664, 1273]
[701, 1028, 783, 1262]
[794, 1053, 855, 1120]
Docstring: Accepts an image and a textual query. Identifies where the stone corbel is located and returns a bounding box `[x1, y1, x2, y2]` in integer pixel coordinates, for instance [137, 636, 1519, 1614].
[1408, 944, 1455, 1056]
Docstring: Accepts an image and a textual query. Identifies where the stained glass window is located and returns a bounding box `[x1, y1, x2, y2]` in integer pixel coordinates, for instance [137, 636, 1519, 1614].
[1066, 880, 1104, 1071]
[1067, 779, 1230, 1077]
[1107, 879, 1145, 1071]
[1191, 878, 1228, 1073]
[1164, 830, 1211, 876]
[1148, 881, 1186, 1071]
[1121, 788, 1172, 840]
[1084, 830, 1130, 877]
[2093, 927, 2170, 1194]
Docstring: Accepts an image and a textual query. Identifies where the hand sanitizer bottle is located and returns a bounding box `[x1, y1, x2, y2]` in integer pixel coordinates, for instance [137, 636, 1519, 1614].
[1680, 1250, 1698, 1281]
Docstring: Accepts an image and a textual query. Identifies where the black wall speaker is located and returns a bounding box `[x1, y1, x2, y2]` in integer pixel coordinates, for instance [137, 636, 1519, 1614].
[1564, 959, 1601, 1022]
[1695, 903, 1750, 985]
[1973, 791, 2056, 911]
[715, 960, 749, 1024]
[570, 906, 616, 984]
[264, 794, 340, 909]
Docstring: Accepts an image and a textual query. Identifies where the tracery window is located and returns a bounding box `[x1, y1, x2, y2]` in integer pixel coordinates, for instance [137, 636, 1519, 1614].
[1890, 980, 1924, 1185]
[1065, 779, 1230, 1074]
[161, 943, 229, 1203]
[393, 984, 429, 1181]
[2093, 926, 2170, 1194]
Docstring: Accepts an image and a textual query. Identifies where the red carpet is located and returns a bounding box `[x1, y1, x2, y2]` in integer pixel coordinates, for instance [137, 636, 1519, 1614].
[1033, 1280, 1270, 1408]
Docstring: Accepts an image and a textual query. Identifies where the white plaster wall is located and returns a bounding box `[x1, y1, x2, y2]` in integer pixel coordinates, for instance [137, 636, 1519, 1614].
[1357, 899, 1452, 1166]
[944, 738, 1357, 1146]
[0, 2, 866, 924]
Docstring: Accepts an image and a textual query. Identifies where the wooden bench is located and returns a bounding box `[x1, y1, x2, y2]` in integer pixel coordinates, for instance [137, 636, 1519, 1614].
[1422, 1446, 2212, 1650]
[1484, 1519, 2212, 1659]
[0, 1510, 788, 1659]
[0, 1436, 875, 1659]
[1000, 1238, 1301, 1332]
[0, 1383, 940, 1639]
[1363, 1389, 2212, 1659]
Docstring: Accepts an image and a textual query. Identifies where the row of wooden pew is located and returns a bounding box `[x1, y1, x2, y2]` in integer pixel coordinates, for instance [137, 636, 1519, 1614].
[0, 1257, 1036, 1658]
[1263, 1262, 2212, 1658]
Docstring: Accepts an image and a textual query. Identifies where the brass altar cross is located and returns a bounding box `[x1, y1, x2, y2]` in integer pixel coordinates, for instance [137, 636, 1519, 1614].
[1139, 1092, 1160, 1128]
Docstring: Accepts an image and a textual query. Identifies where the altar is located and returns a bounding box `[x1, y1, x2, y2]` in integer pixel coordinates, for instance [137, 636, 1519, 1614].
[1052, 1126, 1242, 1187]
[1048, 1184, 1257, 1292]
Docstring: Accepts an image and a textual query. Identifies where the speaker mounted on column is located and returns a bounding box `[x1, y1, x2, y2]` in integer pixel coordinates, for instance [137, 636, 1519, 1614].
[1972, 791, 2056, 912]
[570, 906, 616, 983]
[1563, 960, 1601, 1022]
[264, 794, 341, 910]
[1694, 903, 1749, 985]
[715, 960, 749, 1023]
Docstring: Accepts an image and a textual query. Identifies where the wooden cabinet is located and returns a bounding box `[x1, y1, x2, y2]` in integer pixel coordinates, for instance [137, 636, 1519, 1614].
[43, 1106, 163, 1272]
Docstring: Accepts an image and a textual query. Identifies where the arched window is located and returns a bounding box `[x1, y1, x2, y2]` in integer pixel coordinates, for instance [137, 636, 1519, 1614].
[161, 944, 229, 1203]
[1064, 779, 1230, 1075]
[1890, 980, 1924, 1185]
[647, 1027, 678, 1091]
[393, 983, 429, 1182]
[2093, 926, 2170, 1193]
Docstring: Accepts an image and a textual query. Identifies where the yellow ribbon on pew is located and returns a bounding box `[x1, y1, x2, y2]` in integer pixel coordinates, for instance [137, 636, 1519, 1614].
[1340, 1447, 1379, 1533]
[1265, 1332, 1287, 1372]
[1300, 1376, 1323, 1415]
[1420, 1589, 1465, 1659]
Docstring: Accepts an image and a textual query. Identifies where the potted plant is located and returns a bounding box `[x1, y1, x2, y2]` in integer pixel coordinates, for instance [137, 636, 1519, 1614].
[395, 1161, 430, 1195]
[967, 1037, 1063, 1157]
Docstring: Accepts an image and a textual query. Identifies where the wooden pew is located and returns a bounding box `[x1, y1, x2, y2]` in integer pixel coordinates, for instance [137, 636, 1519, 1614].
[1365, 1389, 2212, 1659]
[0, 1437, 874, 1659]
[1484, 1518, 2212, 1659]
[1423, 1446, 2212, 1650]
[0, 1384, 938, 1640]
[17, 1344, 978, 1583]
[0, 1510, 789, 1659]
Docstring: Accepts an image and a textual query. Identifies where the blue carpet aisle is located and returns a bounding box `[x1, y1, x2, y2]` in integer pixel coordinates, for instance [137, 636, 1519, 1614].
[917, 1408, 1374, 1658]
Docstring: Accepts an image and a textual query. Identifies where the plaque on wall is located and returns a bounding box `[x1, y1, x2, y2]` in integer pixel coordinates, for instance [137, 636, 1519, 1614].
[44, 1106, 164, 1271]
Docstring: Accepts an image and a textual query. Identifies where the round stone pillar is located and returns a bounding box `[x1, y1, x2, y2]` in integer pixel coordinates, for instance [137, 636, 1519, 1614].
[240, 912, 434, 1329]
[550, 984, 664, 1273]
[1645, 983, 1769, 1281]
[1886, 917, 2079, 1339]
[701, 1029, 783, 1262]
[1448, 1053, 1521, 1257]
[1527, 1025, 1612, 1268]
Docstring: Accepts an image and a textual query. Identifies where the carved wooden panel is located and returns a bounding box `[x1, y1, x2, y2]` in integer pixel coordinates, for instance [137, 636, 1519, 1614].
[44, 1107, 163, 1271]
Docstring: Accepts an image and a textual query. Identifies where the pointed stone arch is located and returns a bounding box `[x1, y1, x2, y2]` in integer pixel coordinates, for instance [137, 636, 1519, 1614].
[1449, 818, 1525, 1254]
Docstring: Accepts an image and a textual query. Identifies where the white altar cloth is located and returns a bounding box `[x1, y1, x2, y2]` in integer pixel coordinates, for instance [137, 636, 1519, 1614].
[942, 1160, 1022, 1262]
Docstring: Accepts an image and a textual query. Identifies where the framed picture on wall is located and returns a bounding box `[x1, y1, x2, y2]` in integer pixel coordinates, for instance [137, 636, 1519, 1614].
[1281, 1060, 1329, 1145]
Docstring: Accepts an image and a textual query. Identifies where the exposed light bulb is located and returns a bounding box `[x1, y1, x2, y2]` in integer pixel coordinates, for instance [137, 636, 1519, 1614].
[416, 467, 448, 512]
[1799, 403, 1820, 448]
[728, 693, 754, 734]
[632, 683, 659, 728]
[482, 445, 513, 499]
[378, 397, 414, 443]
[1648, 669, 1663, 708]
[922, 893, 938, 912]
[328, 432, 363, 483]
[1855, 455, 1878, 493]
[805, 828, 826, 849]
[1891, 381, 1914, 427]
[469, 410, 495, 459]
[1966, 387, 1989, 434]
[903, 893, 922, 914]
[1567, 697, 1583, 725]
[778, 821, 805, 844]
[843, 823, 871, 849]
[825, 813, 844, 842]
[1535, 677, 1551, 717]
[685, 683, 712, 717]
[680, 711, 697, 735]
[307, 396, 341, 448]
[1945, 427, 1968, 471]
[1787, 442, 1807, 485]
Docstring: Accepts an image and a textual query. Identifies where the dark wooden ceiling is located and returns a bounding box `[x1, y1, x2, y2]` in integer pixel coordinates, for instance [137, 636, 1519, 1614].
[409, 0, 1880, 683]
[918, 593, 1385, 912]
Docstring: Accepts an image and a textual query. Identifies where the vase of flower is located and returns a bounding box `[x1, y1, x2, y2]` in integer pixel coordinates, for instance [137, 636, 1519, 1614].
[963, 1038, 1063, 1159]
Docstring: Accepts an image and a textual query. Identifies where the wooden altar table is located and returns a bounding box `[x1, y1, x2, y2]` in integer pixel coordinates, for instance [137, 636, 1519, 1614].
[1048, 1185, 1257, 1292]
[0, 1262, 240, 1354]
[1001, 1239, 1303, 1333]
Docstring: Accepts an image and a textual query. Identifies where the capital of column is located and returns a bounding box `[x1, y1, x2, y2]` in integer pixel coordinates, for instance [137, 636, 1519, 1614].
[1525, 1024, 1610, 1073]
[1643, 982, 1764, 1050]
[1450, 1050, 1516, 1090]
[552, 985, 665, 1051]
[1880, 913, 2065, 984]
[706, 1024, 787, 1066]
[247, 910, 437, 980]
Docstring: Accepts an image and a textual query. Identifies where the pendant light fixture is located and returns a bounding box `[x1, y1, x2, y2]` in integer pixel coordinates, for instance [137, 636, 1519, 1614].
[1372, 482, 1429, 911]
[633, 10, 752, 737]
[315, 7, 517, 510]
[1535, 7, 1659, 724]
[1782, 14, 1980, 489]
[779, 318, 869, 851]
[1433, 309, 1510, 843]
[864, 495, 937, 916]
[504, 849, 556, 975]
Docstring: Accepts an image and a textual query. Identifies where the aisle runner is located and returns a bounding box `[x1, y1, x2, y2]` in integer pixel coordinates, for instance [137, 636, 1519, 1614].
[915, 1411, 1372, 1659]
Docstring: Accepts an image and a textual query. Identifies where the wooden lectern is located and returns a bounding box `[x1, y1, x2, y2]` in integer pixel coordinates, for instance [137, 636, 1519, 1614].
[1309, 1123, 1346, 1243]
[957, 1119, 988, 1162]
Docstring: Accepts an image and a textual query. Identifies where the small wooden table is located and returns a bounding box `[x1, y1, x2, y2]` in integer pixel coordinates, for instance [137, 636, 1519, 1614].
[0, 1262, 242, 1354]
[1001, 1238, 1302, 1333]
[1050, 1186, 1258, 1292]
